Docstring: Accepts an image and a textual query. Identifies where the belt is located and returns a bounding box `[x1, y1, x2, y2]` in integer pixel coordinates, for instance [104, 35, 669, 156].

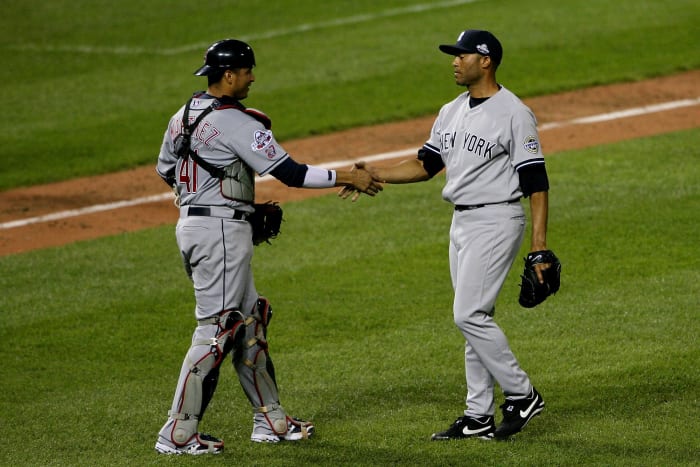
[454, 198, 521, 211]
[182, 205, 248, 220]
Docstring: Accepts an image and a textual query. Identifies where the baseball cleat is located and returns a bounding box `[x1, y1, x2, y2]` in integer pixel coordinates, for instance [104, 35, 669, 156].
[251, 416, 315, 443]
[431, 415, 495, 441]
[154, 433, 223, 455]
[494, 387, 545, 439]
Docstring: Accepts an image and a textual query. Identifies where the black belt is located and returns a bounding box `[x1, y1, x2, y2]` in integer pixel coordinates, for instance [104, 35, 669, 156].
[186, 206, 247, 220]
[454, 198, 521, 211]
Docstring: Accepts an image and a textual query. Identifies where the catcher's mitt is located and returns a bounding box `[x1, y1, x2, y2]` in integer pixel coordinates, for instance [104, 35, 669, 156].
[518, 250, 561, 308]
[248, 201, 283, 245]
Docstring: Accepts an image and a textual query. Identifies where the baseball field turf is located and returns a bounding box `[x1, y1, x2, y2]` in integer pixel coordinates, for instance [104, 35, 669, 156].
[1, 0, 699, 465]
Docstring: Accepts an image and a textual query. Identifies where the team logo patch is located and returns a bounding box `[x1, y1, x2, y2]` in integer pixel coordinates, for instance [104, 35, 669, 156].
[476, 43, 490, 55]
[264, 145, 276, 159]
[251, 129, 273, 152]
[523, 135, 539, 154]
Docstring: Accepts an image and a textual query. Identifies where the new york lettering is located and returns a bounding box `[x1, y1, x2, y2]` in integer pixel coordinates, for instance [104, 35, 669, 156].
[440, 131, 496, 159]
[462, 132, 496, 159]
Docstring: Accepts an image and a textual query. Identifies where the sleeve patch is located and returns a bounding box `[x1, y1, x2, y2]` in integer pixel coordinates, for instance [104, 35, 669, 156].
[251, 129, 273, 152]
[523, 135, 540, 154]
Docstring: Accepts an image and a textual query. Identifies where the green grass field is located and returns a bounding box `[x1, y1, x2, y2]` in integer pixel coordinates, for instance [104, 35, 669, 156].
[1, 130, 699, 465]
[1, 0, 699, 189]
[1, 0, 699, 465]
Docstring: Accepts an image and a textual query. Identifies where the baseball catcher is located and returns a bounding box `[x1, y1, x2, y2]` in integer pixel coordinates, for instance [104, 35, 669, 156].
[154, 38, 382, 456]
[518, 250, 561, 308]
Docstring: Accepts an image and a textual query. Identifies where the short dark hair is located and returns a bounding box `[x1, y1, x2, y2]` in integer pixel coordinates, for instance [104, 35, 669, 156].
[207, 69, 227, 86]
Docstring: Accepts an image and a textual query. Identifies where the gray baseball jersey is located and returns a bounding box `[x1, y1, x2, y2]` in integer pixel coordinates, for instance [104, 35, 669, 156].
[157, 94, 289, 211]
[156, 94, 287, 320]
[423, 86, 544, 205]
[421, 86, 545, 418]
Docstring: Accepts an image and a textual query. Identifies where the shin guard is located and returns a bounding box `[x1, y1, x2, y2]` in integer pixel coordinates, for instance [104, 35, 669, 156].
[234, 297, 288, 435]
[159, 309, 245, 446]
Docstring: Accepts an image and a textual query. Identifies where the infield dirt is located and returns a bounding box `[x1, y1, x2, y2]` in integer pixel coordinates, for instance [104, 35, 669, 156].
[1, 70, 698, 256]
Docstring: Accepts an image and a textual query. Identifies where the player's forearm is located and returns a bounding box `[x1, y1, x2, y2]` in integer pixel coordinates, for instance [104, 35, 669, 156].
[280, 163, 375, 190]
[271, 159, 339, 189]
[373, 159, 431, 184]
[529, 191, 548, 251]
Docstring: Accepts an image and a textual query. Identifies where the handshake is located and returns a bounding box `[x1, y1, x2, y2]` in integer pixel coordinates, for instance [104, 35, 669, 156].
[339, 161, 385, 202]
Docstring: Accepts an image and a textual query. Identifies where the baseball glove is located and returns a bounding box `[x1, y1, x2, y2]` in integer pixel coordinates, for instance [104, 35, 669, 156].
[518, 250, 561, 308]
[248, 201, 283, 245]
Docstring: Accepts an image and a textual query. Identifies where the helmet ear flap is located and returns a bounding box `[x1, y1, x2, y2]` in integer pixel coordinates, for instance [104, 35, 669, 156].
[194, 39, 255, 76]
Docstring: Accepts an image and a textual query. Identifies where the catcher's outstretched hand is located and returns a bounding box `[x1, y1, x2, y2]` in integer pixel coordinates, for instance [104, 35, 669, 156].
[339, 162, 382, 201]
[338, 186, 362, 202]
[352, 165, 383, 194]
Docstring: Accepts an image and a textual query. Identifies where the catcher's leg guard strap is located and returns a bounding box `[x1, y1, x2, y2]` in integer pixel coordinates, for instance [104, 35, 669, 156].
[162, 310, 245, 446]
[234, 297, 288, 434]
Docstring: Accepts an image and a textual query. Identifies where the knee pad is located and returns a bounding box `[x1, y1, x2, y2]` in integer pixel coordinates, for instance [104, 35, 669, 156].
[253, 296, 273, 332]
[234, 297, 288, 434]
[166, 309, 245, 446]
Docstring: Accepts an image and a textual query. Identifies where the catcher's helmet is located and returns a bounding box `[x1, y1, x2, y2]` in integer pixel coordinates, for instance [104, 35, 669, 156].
[194, 39, 255, 76]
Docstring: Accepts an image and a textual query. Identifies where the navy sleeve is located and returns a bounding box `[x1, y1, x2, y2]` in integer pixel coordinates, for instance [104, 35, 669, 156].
[269, 157, 309, 187]
[518, 163, 549, 197]
[417, 145, 445, 178]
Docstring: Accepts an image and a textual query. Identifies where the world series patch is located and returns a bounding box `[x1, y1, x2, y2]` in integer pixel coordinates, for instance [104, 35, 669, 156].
[523, 135, 539, 154]
[252, 129, 273, 151]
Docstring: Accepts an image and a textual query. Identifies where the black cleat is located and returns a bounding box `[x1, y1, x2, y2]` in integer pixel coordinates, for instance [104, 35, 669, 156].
[431, 415, 495, 441]
[494, 387, 545, 439]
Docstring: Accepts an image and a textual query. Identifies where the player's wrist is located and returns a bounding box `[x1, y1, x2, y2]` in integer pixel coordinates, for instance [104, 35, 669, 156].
[302, 166, 336, 188]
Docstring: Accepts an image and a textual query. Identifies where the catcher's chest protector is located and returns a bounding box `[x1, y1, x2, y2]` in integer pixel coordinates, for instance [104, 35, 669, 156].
[222, 159, 255, 202]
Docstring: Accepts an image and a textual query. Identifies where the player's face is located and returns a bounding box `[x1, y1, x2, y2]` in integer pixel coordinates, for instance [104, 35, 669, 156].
[230, 68, 255, 100]
[452, 53, 486, 87]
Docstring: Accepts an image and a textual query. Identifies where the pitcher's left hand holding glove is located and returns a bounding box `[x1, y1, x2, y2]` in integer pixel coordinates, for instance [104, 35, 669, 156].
[518, 250, 561, 308]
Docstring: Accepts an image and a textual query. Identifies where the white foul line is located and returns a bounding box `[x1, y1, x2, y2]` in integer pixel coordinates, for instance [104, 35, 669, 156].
[1, 97, 698, 231]
[9, 0, 481, 56]
[538, 98, 700, 130]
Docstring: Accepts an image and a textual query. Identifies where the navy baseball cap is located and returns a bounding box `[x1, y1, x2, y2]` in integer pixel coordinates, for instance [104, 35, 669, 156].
[439, 29, 503, 66]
